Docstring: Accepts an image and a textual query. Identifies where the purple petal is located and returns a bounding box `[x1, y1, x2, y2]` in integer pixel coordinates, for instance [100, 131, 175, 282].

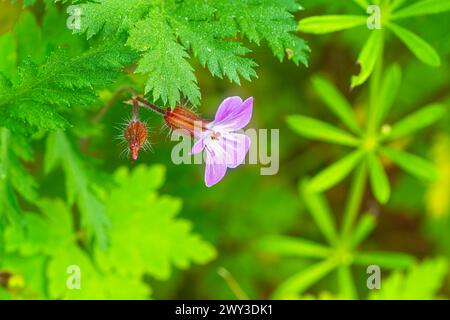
[204, 147, 227, 187]
[191, 136, 206, 155]
[212, 97, 253, 131]
[220, 133, 251, 168]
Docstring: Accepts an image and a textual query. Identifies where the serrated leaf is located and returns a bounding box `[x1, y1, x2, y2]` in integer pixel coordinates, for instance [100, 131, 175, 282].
[75, 0, 150, 39]
[128, 14, 200, 106]
[175, 7, 257, 84]
[45, 131, 110, 249]
[369, 258, 448, 299]
[77, 0, 309, 105]
[95, 165, 216, 279]
[0, 128, 37, 225]
[0, 38, 136, 132]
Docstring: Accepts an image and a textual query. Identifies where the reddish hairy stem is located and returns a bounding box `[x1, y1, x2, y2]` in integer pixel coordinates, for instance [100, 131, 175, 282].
[134, 96, 166, 115]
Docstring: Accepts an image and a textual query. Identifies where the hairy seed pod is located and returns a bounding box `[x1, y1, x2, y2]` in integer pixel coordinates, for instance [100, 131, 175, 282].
[164, 106, 207, 137]
[124, 120, 148, 160]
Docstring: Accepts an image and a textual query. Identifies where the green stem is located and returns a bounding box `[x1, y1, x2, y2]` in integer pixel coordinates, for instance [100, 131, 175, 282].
[337, 265, 357, 299]
[217, 268, 250, 300]
[367, 31, 385, 135]
[343, 18, 384, 238]
[341, 162, 367, 238]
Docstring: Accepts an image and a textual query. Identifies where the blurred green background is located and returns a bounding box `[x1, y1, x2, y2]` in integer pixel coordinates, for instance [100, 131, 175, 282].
[0, 0, 449, 299]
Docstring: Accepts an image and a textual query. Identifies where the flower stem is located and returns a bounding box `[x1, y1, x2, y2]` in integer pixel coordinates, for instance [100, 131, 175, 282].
[134, 96, 166, 115]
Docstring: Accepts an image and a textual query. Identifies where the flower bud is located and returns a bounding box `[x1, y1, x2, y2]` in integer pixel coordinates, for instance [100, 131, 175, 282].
[164, 106, 207, 137]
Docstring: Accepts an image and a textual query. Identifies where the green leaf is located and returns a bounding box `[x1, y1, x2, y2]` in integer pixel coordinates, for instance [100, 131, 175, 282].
[77, 0, 309, 105]
[0, 38, 136, 132]
[258, 236, 331, 259]
[4, 204, 72, 256]
[307, 150, 365, 192]
[392, 0, 450, 20]
[353, 0, 370, 10]
[0, 33, 17, 78]
[75, 0, 149, 39]
[353, 251, 417, 269]
[1, 255, 48, 299]
[312, 76, 360, 134]
[391, 0, 408, 11]
[341, 163, 367, 237]
[4, 198, 150, 299]
[367, 154, 391, 204]
[287, 115, 360, 146]
[300, 180, 339, 245]
[372, 64, 402, 129]
[351, 30, 383, 88]
[369, 258, 448, 299]
[127, 13, 200, 106]
[381, 147, 439, 181]
[272, 257, 339, 299]
[388, 22, 441, 67]
[175, 4, 257, 85]
[45, 131, 110, 249]
[94, 165, 216, 279]
[0, 128, 36, 225]
[349, 213, 377, 248]
[13, 11, 45, 64]
[386, 104, 445, 140]
[213, 0, 309, 66]
[298, 15, 367, 34]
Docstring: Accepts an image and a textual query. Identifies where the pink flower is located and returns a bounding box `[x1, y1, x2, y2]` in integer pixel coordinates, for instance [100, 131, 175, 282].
[191, 97, 253, 187]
